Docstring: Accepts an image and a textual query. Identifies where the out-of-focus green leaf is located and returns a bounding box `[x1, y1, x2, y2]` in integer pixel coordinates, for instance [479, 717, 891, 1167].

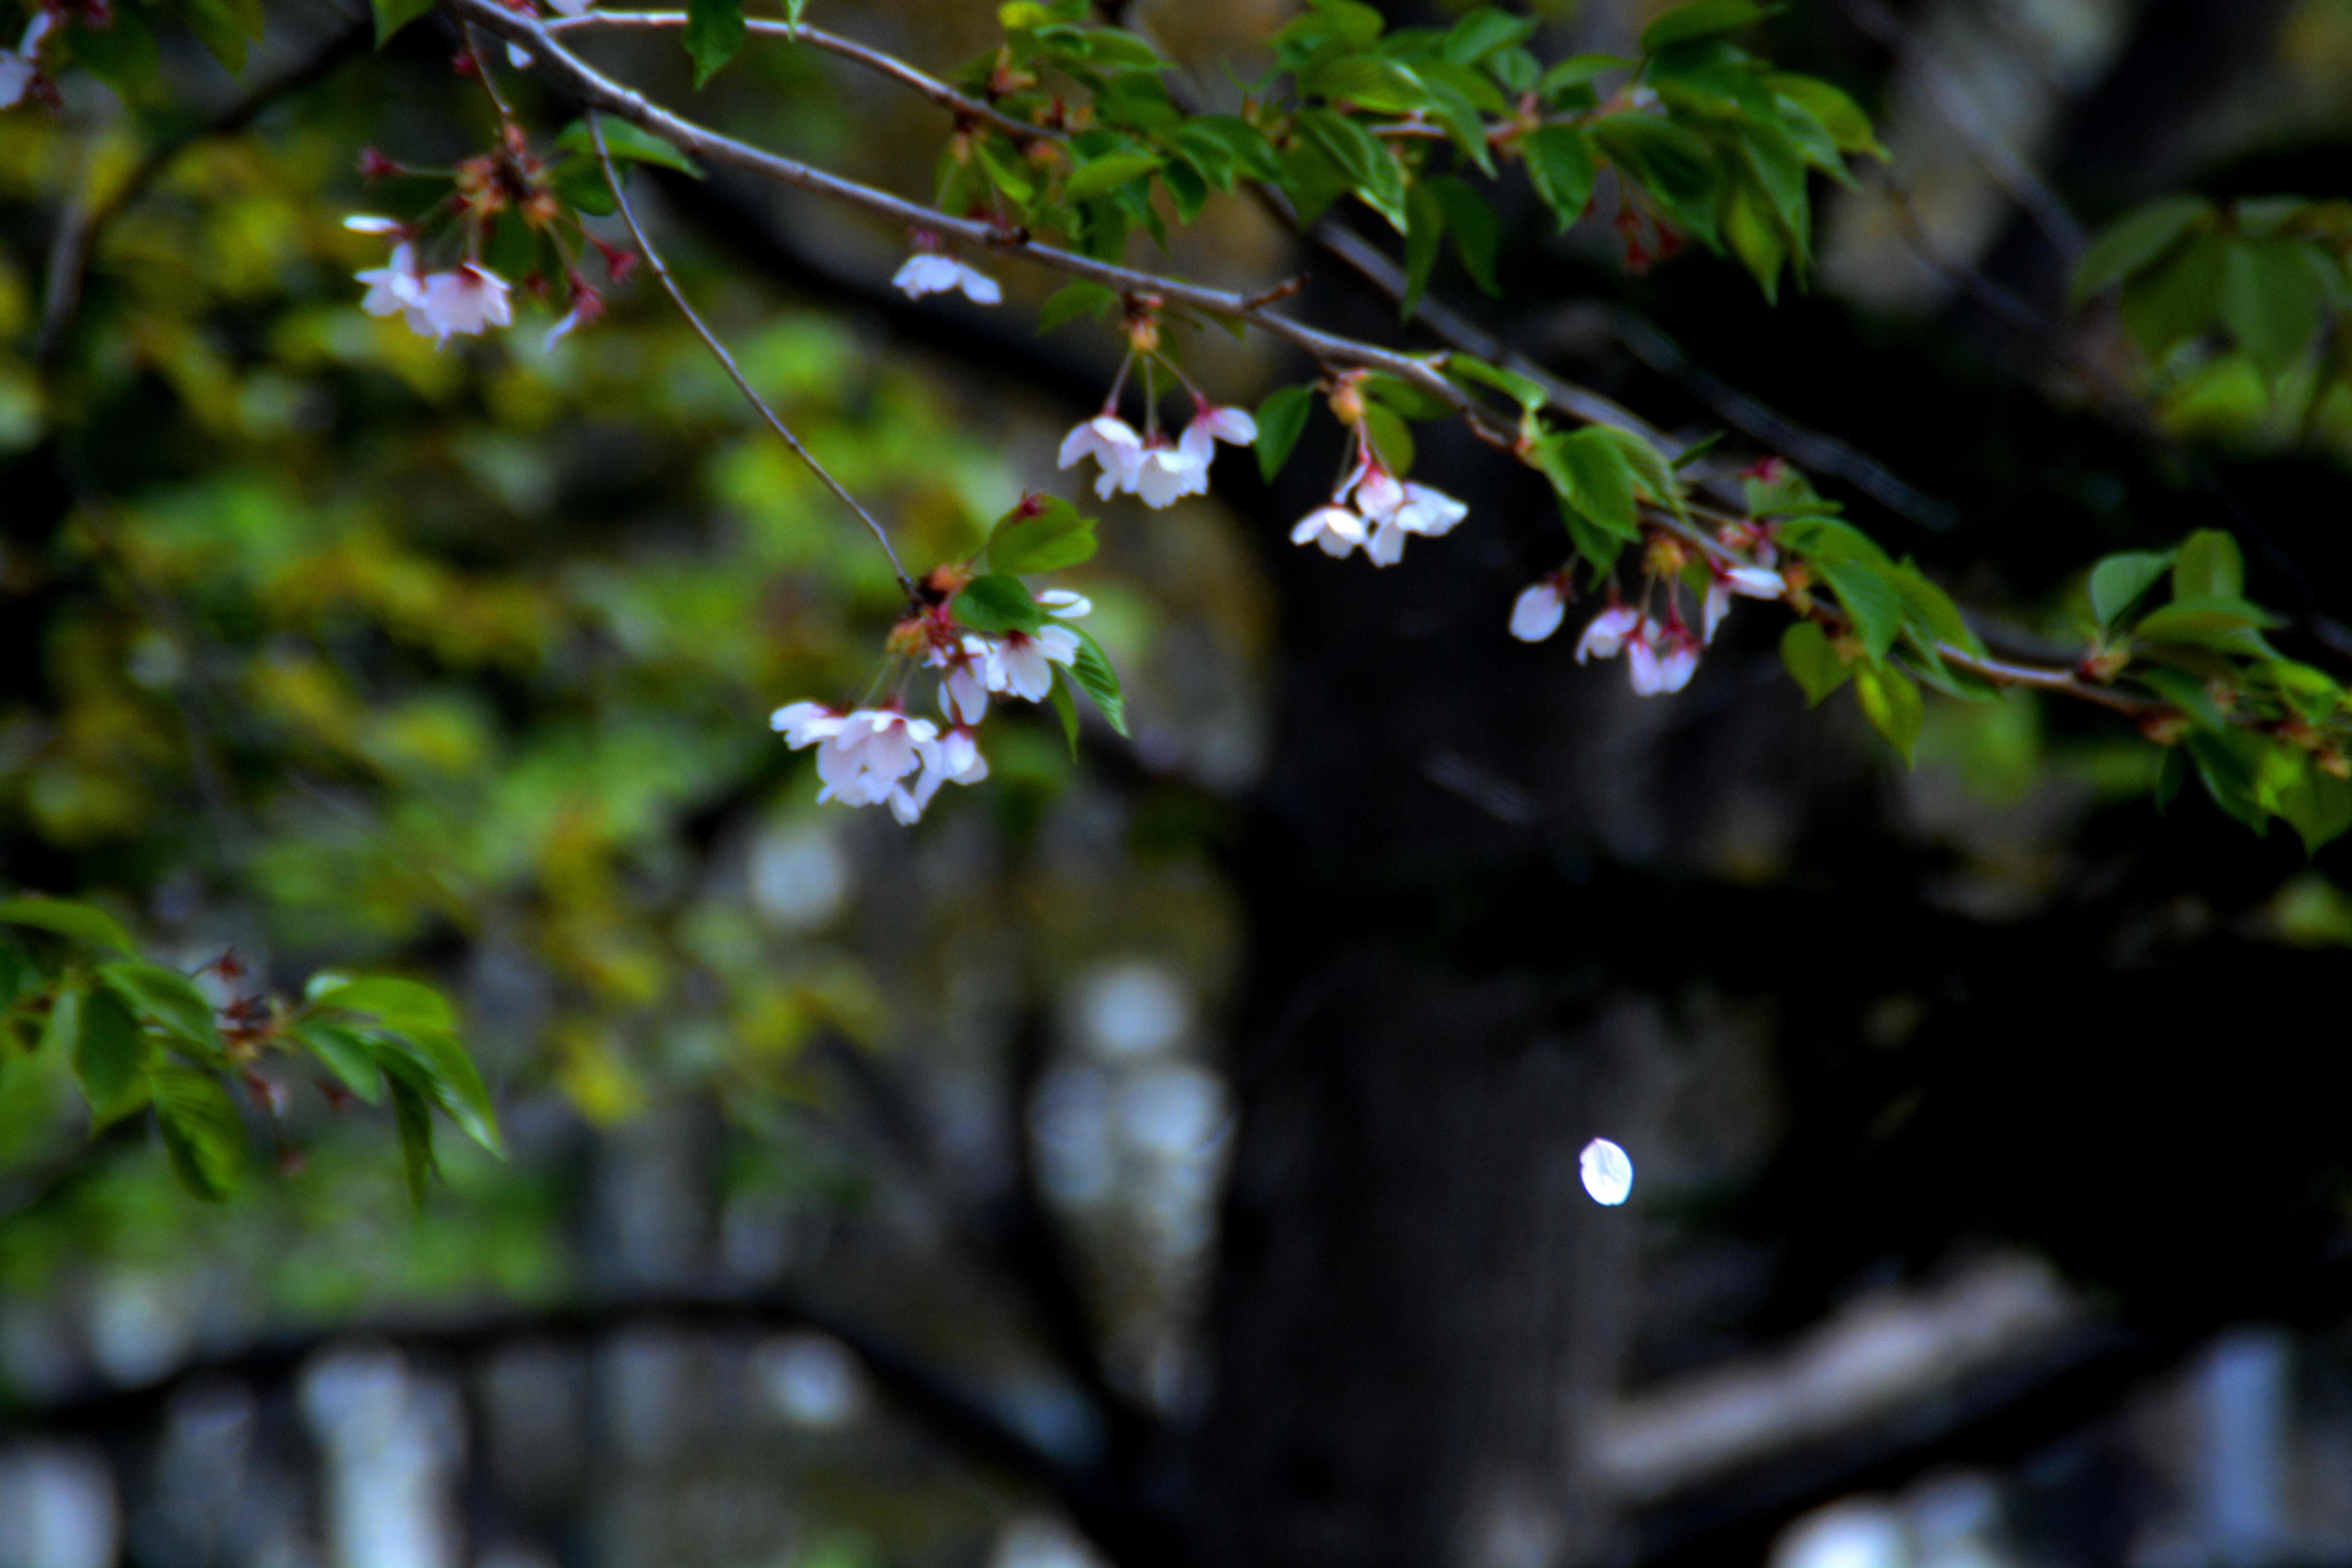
[371, 0, 436, 44]
[0, 899, 135, 954]
[1853, 662, 1923, 765]
[293, 1020, 385, 1104]
[1780, 621, 1850, 706]
[72, 987, 151, 1128]
[151, 1064, 247, 1201]
[388, 1076, 437, 1207]
[97, 961, 220, 1058]
[2072, 196, 2211, 308]
[1256, 385, 1316, 481]
[2172, 529, 2245, 600]
[2090, 550, 2175, 626]
[1523, 126, 1597, 231]
[988, 495, 1098, 575]
[685, 0, 746, 85]
[954, 574, 1047, 635]
[558, 119, 703, 177]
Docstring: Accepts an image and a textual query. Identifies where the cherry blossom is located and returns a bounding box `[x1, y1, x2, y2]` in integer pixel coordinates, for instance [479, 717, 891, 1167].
[0, 11, 55, 110]
[1510, 577, 1570, 643]
[971, 593, 1088, 704]
[1626, 616, 1700, 696]
[1178, 401, 1257, 464]
[1574, 604, 1640, 663]
[356, 244, 430, 332]
[1133, 435, 1209, 508]
[1058, 414, 1144, 500]
[1394, 482, 1469, 538]
[771, 702, 986, 824]
[1291, 504, 1366, 557]
[342, 215, 405, 236]
[769, 701, 846, 748]
[1580, 1138, 1634, 1206]
[940, 726, 989, 786]
[1319, 454, 1469, 568]
[417, 264, 514, 341]
[1700, 564, 1786, 643]
[930, 639, 992, 725]
[892, 250, 1002, 306]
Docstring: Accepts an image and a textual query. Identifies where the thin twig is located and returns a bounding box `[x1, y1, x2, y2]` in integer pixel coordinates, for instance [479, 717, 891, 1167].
[587, 111, 918, 600]
[549, 11, 1052, 144]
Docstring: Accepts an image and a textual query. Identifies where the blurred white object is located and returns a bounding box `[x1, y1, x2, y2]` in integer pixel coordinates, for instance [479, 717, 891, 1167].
[1774, 1498, 1910, 1568]
[759, 1332, 866, 1429]
[1075, 961, 1190, 1057]
[1580, 1138, 1635, 1206]
[993, 1514, 1109, 1568]
[0, 1444, 118, 1568]
[2198, 1328, 2292, 1564]
[302, 1346, 463, 1568]
[749, 820, 852, 930]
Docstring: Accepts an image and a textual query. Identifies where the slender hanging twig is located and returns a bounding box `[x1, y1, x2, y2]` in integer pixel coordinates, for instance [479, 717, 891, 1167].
[586, 111, 918, 602]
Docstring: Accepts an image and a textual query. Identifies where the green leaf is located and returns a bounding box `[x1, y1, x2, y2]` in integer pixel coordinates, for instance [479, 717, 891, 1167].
[2133, 594, 2284, 637]
[97, 961, 220, 1058]
[388, 1076, 437, 1208]
[71, 987, 150, 1128]
[2277, 764, 2352, 854]
[183, 0, 264, 71]
[1361, 373, 1455, 423]
[1405, 182, 1447, 319]
[151, 1064, 247, 1201]
[1443, 8, 1535, 65]
[1539, 54, 1634, 101]
[2171, 529, 2244, 600]
[1539, 428, 1638, 539]
[1363, 405, 1415, 475]
[685, 0, 746, 86]
[557, 119, 703, 177]
[975, 141, 1037, 205]
[1299, 109, 1407, 233]
[1780, 621, 1851, 706]
[2221, 239, 2323, 379]
[1725, 183, 1788, 301]
[1256, 385, 1316, 481]
[310, 976, 454, 1033]
[1641, 0, 1768, 53]
[372, 0, 436, 45]
[988, 495, 1098, 575]
[953, 574, 1047, 636]
[1064, 150, 1163, 200]
[292, 1020, 384, 1105]
[2119, 230, 2226, 359]
[1037, 281, 1122, 334]
[72, 8, 162, 94]
[1047, 672, 1082, 760]
[2071, 195, 2211, 308]
[1817, 559, 1906, 661]
[2089, 549, 2175, 626]
[1302, 56, 1432, 114]
[1068, 628, 1128, 735]
[1427, 177, 1501, 296]
[378, 1028, 502, 1155]
[1852, 662, 1923, 765]
[1524, 126, 1598, 231]
[1768, 75, 1884, 159]
[1589, 115, 1720, 247]
[0, 898, 135, 953]
[1446, 355, 1548, 413]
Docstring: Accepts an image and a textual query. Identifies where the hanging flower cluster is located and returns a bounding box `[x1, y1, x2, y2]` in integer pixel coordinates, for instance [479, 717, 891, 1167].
[1289, 373, 1467, 566]
[1057, 297, 1257, 508]
[347, 127, 631, 349]
[0, 8, 55, 110]
[1512, 529, 1784, 698]
[893, 230, 1004, 305]
[771, 573, 1106, 825]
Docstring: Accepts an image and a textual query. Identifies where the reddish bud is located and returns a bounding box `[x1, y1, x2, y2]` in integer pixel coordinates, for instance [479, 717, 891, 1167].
[358, 146, 405, 182]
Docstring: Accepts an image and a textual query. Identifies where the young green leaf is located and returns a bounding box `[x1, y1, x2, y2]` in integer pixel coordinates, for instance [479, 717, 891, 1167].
[1037, 281, 1122, 334]
[557, 119, 703, 178]
[2275, 763, 2352, 855]
[1523, 126, 1597, 231]
[151, 1064, 248, 1201]
[1780, 621, 1851, 706]
[1363, 404, 1415, 475]
[293, 1020, 385, 1105]
[953, 574, 1048, 636]
[1767, 75, 1885, 159]
[1256, 384, 1317, 481]
[1064, 150, 1163, 201]
[2118, 230, 2226, 358]
[97, 961, 221, 1059]
[1852, 662, 1923, 765]
[378, 1028, 503, 1155]
[2089, 549, 2174, 626]
[1640, 0, 1769, 52]
[685, 0, 747, 86]
[1427, 177, 1502, 296]
[310, 976, 454, 1033]
[1816, 559, 1906, 661]
[1404, 183, 1447, 318]
[988, 495, 1098, 576]
[2070, 195, 2212, 309]
[2171, 529, 2244, 600]
[388, 1076, 437, 1208]
[1446, 355, 1548, 414]
[0, 898, 135, 953]
[1047, 672, 1083, 760]
[2220, 239, 2322, 380]
[1539, 428, 1639, 539]
[71, 987, 151, 1127]
[1068, 628, 1128, 735]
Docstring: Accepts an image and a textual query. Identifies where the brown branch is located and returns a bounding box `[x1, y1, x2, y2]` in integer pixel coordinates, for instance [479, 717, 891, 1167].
[548, 10, 1054, 144]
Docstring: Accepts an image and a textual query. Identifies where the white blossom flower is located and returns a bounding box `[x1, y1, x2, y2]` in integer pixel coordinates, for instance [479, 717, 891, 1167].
[1038, 589, 1092, 618]
[1365, 517, 1409, 567]
[1626, 617, 1700, 695]
[770, 701, 847, 748]
[892, 251, 1002, 306]
[1574, 604, 1640, 663]
[342, 215, 405, 235]
[1580, 1137, 1634, 1206]
[1058, 414, 1144, 501]
[1393, 481, 1467, 537]
[1177, 401, 1258, 466]
[1700, 565, 1786, 643]
[0, 11, 55, 110]
[356, 243, 428, 327]
[1134, 435, 1209, 508]
[1346, 461, 1405, 523]
[1510, 579, 1568, 643]
[940, 725, 989, 785]
[1291, 504, 1366, 557]
[812, 708, 940, 813]
[982, 625, 1081, 702]
[415, 263, 513, 341]
[931, 641, 992, 725]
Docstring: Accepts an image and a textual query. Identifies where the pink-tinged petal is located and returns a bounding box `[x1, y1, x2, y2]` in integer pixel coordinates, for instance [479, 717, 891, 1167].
[1396, 482, 1467, 536]
[942, 728, 988, 784]
[1702, 580, 1732, 644]
[1655, 644, 1699, 693]
[1202, 405, 1257, 445]
[1574, 605, 1640, 664]
[1627, 637, 1663, 695]
[1034, 626, 1081, 664]
[1038, 589, 1091, 618]
[1726, 565, 1785, 599]
[1365, 519, 1407, 567]
[954, 263, 1003, 305]
[892, 254, 961, 299]
[1510, 583, 1565, 643]
[1057, 422, 1098, 469]
[1291, 506, 1365, 555]
[1355, 466, 1404, 521]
